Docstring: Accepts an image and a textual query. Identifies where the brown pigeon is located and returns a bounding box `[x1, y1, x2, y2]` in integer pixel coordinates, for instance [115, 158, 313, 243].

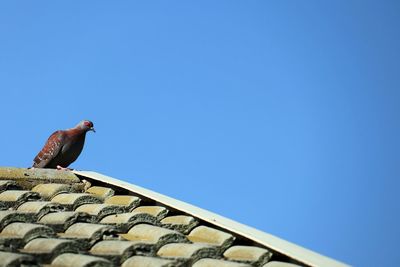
[32, 120, 95, 169]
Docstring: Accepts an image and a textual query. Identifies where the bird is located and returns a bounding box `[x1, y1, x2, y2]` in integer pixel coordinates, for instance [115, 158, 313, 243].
[32, 120, 95, 170]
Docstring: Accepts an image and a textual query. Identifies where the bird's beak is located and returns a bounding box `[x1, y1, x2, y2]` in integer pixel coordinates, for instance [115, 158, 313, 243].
[90, 127, 96, 133]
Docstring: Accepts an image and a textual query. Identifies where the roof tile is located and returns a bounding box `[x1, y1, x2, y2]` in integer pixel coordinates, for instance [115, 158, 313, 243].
[75, 203, 126, 219]
[31, 184, 73, 200]
[58, 222, 117, 249]
[0, 222, 54, 250]
[104, 195, 141, 211]
[38, 211, 93, 232]
[133, 206, 169, 220]
[223, 245, 273, 266]
[17, 201, 65, 219]
[0, 251, 37, 267]
[188, 225, 235, 251]
[120, 224, 188, 248]
[0, 167, 346, 267]
[0, 210, 34, 230]
[90, 240, 154, 264]
[0, 168, 80, 187]
[161, 215, 199, 234]
[0, 190, 41, 209]
[100, 211, 157, 233]
[157, 243, 219, 263]
[121, 255, 182, 267]
[192, 258, 253, 267]
[21, 238, 79, 263]
[49, 253, 112, 267]
[85, 186, 115, 199]
[0, 180, 19, 192]
[263, 261, 304, 267]
[51, 193, 102, 210]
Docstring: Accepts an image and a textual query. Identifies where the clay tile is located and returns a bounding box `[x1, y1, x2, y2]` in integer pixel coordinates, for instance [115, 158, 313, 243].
[86, 186, 115, 199]
[0, 251, 37, 267]
[21, 238, 79, 264]
[132, 206, 169, 220]
[0, 180, 19, 192]
[262, 261, 304, 267]
[0, 168, 80, 190]
[0, 190, 41, 209]
[0, 210, 34, 230]
[122, 256, 182, 267]
[75, 203, 126, 220]
[51, 193, 102, 210]
[58, 223, 117, 249]
[188, 226, 235, 252]
[39, 211, 93, 233]
[90, 240, 154, 265]
[104, 195, 141, 211]
[161, 215, 199, 234]
[49, 253, 112, 267]
[157, 243, 219, 263]
[0, 222, 55, 250]
[100, 211, 158, 233]
[193, 258, 253, 267]
[120, 224, 188, 249]
[223, 245, 273, 266]
[17, 201, 65, 219]
[31, 184, 73, 200]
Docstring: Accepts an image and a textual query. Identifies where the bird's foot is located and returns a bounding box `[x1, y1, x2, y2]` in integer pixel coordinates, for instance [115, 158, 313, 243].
[56, 165, 73, 171]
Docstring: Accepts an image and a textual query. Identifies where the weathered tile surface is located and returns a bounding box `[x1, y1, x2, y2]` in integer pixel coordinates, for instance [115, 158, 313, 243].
[0, 167, 309, 266]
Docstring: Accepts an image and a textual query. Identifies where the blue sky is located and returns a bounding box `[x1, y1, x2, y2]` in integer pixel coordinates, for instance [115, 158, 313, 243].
[1, 1, 399, 266]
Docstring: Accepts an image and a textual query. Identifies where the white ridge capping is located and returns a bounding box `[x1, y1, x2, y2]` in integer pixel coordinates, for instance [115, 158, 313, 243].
[73, 170, 349, 267]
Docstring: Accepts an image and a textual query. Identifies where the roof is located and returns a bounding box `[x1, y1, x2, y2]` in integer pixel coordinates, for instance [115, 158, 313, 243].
[0, 167, 348, 267]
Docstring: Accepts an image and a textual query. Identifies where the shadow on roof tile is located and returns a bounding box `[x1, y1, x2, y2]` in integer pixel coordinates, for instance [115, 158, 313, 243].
[21, 237, 80, 263]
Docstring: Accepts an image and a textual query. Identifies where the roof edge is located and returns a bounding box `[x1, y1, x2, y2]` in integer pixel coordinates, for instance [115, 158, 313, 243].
[73, 170, 349, 267]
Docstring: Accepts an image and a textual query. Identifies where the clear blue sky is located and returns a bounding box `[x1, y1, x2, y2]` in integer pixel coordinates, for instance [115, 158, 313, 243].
[1, 1, 399, 266]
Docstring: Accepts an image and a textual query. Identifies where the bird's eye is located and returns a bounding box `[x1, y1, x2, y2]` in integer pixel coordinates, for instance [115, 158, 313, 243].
[84, 121, 92, 127]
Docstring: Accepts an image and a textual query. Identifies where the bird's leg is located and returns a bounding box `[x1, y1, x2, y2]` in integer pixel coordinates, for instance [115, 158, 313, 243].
[56, 165, 73, 171]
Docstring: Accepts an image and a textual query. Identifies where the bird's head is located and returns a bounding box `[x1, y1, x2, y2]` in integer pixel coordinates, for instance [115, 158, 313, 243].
[77, 120, 96, 132]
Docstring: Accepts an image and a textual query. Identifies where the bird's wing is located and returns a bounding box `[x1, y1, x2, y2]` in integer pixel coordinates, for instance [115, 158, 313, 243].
[33, 130, 65, 168]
